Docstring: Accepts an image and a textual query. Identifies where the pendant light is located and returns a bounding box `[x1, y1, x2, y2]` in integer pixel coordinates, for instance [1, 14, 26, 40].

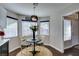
[31, 3, 38, 21]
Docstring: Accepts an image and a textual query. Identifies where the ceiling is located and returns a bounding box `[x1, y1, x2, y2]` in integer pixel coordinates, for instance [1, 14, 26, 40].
[1, 3, 72, 17]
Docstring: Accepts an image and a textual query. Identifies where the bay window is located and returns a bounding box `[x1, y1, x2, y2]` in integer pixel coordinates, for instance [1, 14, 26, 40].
[4, 17, 18, 38]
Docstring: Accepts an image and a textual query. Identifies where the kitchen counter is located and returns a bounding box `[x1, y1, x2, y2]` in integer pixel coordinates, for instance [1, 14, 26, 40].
[0, 39, 9, 56]
[0, 39, 9, 47]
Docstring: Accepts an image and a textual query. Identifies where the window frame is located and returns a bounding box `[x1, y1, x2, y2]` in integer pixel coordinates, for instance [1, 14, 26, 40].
[4, 16, 18, 38]
[5, 16, 50, 38]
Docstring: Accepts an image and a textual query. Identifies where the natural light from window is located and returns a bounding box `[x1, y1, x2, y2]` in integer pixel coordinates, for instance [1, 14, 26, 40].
[22, 21, 49, 36]
[64, 20, 71, 41]
[4, 18, 17, 38]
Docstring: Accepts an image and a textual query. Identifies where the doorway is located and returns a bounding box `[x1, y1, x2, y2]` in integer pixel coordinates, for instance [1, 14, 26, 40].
[64, 12, 79, 49]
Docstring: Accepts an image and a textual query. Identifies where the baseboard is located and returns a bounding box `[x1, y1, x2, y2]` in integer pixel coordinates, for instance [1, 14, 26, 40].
[64, 43, 79, 49]
[40, 43, 64, 53]
[64, 45, 73, 49]
[9, 46, 21, 53]
[47, 44, 64, 53]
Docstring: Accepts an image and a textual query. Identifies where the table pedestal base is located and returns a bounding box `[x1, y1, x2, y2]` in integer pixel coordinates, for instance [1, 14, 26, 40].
[29, 51, 40, 56]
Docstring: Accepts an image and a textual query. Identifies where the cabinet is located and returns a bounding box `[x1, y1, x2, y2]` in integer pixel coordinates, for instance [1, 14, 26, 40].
[0, 41, 9, 56]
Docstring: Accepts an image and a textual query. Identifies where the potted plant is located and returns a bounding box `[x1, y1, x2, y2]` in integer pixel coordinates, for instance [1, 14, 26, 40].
[30, 25, 38, 31]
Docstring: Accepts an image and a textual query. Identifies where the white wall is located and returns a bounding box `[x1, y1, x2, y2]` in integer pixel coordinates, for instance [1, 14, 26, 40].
[71, 20, 79, 46]
[49, 14, 64, 53]
[0, 6, 7, 28]
[49, 4, 79, 53]
[9, 37, 21, 52]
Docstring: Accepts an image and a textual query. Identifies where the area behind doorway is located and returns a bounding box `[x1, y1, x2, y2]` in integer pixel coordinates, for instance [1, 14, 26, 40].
[64, 12, 79, 49]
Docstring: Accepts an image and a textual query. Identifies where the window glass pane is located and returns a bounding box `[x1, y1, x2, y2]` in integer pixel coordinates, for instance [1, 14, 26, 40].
[22, 21, 49, 36]
[64, 20, 71, 41]
[22, 21, 37, 36]
[4, 18, 17, 38]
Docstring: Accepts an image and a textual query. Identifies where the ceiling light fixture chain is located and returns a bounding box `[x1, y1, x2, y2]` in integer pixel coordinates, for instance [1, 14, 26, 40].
[33, 3, 38, 15]
[31, 3, 38, 21]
